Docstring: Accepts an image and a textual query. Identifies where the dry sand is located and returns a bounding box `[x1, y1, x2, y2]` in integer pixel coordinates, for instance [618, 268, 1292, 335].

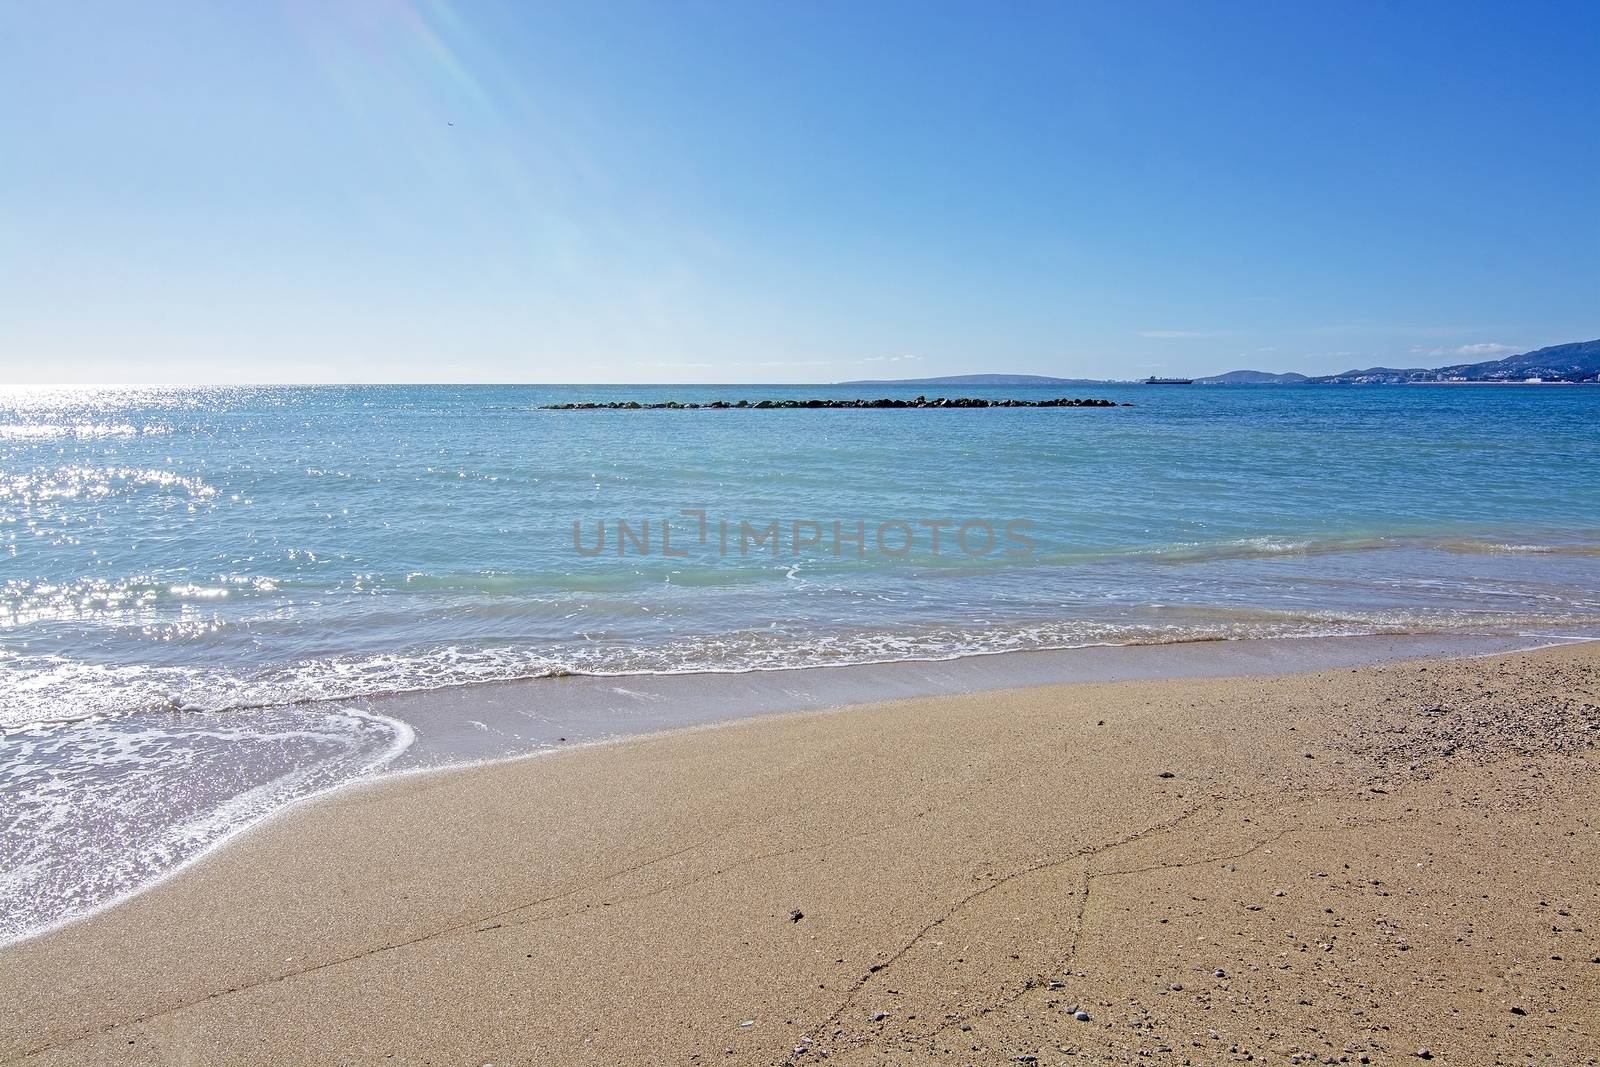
[2, 643, 1597, 1066]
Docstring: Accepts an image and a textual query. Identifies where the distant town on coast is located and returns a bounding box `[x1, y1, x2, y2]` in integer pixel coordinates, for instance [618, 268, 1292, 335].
[842, 337, 1600, 387]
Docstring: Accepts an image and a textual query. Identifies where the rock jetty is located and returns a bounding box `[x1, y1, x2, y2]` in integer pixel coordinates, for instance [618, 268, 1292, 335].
[542, 396, 1127, 410]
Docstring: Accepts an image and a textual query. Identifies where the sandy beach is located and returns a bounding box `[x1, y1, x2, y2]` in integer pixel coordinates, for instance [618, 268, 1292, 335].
[9, 4, 1599, 1063]
[3, 642, 1597, 1066]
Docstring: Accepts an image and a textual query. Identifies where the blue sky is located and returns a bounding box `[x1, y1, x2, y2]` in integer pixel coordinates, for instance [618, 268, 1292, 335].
[2, 0, 1596, 384]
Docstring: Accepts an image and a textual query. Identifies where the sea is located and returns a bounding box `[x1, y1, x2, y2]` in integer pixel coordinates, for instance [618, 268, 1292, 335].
[3, 382, 1599, 941]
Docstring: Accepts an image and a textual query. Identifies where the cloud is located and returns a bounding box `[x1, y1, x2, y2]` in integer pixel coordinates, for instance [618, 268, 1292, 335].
[1303, 324, 1502, 339]
[1415, 342, 1520, 359]
[1138, 330, 1230, 339]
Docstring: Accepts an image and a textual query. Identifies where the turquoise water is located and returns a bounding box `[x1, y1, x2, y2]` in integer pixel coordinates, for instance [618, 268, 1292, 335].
[3, 382, 1600, 726]
[3, 382, 1599, 940]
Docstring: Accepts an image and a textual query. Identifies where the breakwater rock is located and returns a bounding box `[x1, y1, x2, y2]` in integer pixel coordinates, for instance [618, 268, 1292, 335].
[542, 396, 1128, 410]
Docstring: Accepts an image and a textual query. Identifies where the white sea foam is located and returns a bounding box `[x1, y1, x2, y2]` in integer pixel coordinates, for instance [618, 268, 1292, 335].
[0, 705, 410, 945]
[9, 603, 1599, 736]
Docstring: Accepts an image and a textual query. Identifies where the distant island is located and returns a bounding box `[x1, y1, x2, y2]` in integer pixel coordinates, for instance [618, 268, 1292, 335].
[1194, 369, 1310, 385]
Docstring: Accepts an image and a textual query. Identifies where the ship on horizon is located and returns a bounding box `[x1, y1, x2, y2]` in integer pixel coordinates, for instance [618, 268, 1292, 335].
[1143, 376, 1194, 385]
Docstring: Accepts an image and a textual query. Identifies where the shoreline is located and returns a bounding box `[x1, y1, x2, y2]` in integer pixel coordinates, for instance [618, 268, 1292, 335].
[372, 630, 1587, 769]
[4, 641, 1597, 1064]
[5, 631, 1590, 952]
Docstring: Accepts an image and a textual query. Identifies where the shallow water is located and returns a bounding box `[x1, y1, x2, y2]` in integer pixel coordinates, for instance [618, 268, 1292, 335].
[3, 382, 1599, 940]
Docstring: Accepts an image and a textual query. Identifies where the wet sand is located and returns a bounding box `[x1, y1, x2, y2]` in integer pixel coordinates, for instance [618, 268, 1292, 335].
[373, 633, 1549, 768]
[2, 642, 1597, 1065]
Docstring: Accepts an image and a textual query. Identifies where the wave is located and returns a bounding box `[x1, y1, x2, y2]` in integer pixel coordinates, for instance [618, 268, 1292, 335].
[1051, 533, 1600, 565]
[0, 703, 411, 945]
[1430, 537, 1600, 557]
[0, 422, 172, 440]
[8, 602, 1598, 732]
[1118, 536, 1380, 563]
[7, 530, 1600, 626]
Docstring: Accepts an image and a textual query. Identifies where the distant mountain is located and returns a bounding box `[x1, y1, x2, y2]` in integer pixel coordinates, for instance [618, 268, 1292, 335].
[1309, 365, 1429, 384]
[837, 373, 1112, 386]
[847, 340, 1600, 389]
[1312, 339, 1600, 384]
[1194, 369, 1310, 384]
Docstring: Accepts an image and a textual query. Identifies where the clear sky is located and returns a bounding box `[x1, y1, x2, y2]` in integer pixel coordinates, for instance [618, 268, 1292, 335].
[2, 1, 1596, 384]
